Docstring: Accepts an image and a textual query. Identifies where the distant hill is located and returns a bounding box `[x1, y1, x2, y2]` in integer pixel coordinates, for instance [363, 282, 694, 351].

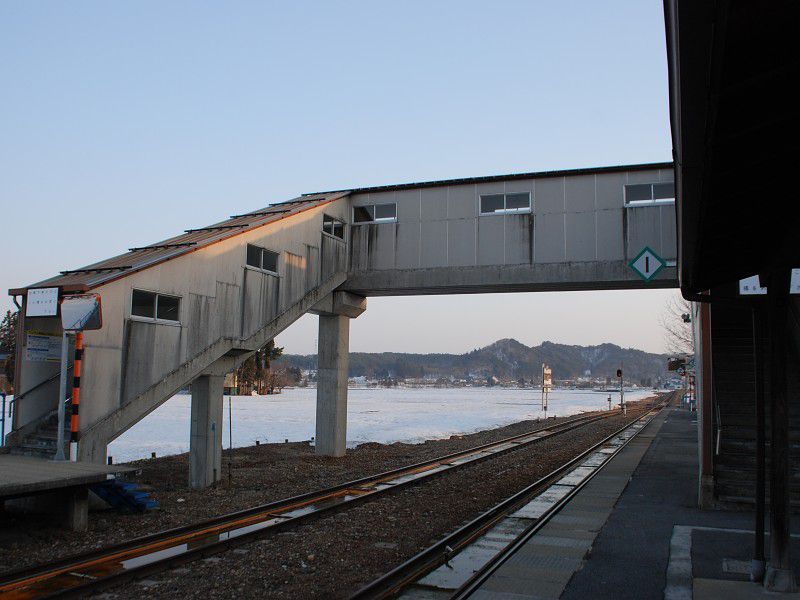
[274, 338, 669, 384]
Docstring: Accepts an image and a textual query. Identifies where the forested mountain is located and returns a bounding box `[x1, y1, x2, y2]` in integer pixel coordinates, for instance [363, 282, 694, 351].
[275, 338, 669, 383]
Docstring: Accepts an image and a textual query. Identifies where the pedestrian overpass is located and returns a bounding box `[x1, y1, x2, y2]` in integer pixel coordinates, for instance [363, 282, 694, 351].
[7, 161, 676, 489]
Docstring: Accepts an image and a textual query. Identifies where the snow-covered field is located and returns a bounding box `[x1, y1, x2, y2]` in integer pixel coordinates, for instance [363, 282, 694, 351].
[107, 387, 656, 463]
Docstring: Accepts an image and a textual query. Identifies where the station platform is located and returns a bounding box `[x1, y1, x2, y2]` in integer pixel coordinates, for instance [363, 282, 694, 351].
[0, 454, 133, 499]
[0, 454, 134, 531]
[471, 407, 800, 599]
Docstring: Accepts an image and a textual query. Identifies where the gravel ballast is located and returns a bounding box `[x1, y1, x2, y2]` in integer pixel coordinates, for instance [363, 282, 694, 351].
[0, 396, 660, 597]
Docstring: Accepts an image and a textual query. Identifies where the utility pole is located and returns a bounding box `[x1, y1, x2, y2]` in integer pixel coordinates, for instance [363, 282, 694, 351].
[55, 332, 70, 461]
[1, 391, 6, 446]
[228, 394, 233, 486]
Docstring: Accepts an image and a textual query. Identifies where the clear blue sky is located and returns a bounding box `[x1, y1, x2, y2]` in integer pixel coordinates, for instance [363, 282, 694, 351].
[0, 1, 677, 355]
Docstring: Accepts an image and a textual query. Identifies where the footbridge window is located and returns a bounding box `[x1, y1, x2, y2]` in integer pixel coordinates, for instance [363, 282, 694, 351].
[246, 244, 279, 275]
[353, 202, 397, 224]
[131, 289, 181, 323]
[323, 214, 345, 239]
[624, 182, 675, 206]
[480, 192, 531, 215]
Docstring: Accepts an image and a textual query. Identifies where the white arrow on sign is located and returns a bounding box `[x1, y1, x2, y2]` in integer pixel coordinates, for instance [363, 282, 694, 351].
[629, 246, 666, 281]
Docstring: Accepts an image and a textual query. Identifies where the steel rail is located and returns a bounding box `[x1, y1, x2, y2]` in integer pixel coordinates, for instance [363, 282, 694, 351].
[0, 409, 634, 599]
[450, 398, 668, 599]
[348, 395, 668, 600]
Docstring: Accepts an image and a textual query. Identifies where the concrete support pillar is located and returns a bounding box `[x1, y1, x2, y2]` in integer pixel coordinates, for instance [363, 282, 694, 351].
[697, 301, 715, 509]
[190, 374, 224, 489]
[764, 268, 796, 592]
[311, 292, 366, 457]
[316, 314, 350, 457]
[79, 438, 108, 465]
[63, 487, 89, 532]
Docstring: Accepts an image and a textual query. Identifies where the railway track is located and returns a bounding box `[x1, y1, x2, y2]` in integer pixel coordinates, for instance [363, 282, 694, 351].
[350, 396, 670, 599]
[0, 403, 655, 599]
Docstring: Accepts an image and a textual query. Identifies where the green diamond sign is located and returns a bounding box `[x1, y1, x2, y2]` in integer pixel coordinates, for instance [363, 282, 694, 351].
[629, 246, 666, 282]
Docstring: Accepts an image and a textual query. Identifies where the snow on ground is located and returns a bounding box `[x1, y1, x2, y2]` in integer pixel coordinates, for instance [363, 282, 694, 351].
[107, 387, 655, 463]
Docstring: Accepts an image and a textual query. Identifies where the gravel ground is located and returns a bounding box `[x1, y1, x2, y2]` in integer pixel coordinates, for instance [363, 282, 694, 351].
[0, 396, 660, 590]
[86, 398, 660, 600]
[0, 407, 627, 575]
[97, 402, 657, 599]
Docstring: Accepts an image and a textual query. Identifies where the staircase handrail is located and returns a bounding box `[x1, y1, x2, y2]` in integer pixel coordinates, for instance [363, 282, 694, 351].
[8, 363, 73, 412]
[715, 396, 722, 456]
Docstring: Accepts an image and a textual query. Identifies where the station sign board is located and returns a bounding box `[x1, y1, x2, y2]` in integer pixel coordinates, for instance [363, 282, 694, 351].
[739, 275, 767, 295]
[26, 288, 59, 317]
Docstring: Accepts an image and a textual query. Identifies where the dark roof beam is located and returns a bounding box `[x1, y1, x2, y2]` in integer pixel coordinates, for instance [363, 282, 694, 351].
[708, 142, 799, 176]
[128, 243, 198, 252]
[184, 224, 249, 233]
[717, 61, 797, 98]
[60, 266, 133, 276]
[229, 209, 291, 219]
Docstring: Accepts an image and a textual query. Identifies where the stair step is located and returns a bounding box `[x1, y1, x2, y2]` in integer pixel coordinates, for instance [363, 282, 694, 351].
[9, 446, 57, 458]
[90, 479, 159, 513]
[19, 439, 58, 449]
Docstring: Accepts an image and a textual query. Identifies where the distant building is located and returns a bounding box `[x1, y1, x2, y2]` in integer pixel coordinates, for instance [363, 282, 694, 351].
[223, 372, 238, 395]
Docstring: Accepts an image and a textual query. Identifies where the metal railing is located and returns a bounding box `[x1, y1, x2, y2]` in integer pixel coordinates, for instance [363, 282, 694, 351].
[2, 363, 73, 443]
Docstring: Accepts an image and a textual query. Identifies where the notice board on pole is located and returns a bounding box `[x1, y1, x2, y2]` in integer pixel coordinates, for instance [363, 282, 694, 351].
[25, 332, 62, 362]
[542, 365, 552, 393]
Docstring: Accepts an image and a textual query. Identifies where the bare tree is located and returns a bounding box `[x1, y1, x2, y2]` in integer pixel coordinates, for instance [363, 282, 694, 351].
[660, 293, 694, 356]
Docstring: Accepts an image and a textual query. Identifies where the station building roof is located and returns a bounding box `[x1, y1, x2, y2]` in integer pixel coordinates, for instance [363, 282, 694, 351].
[664, 0, 800, 295]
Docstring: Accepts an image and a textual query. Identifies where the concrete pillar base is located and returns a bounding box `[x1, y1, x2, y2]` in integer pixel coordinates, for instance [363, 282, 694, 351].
[312, 292, 366, 458]
[315, 314, 350, 457]
[63, 487, 89, 532]
[750, 559, 766, 583]
[6, 488, 89, 531]
[78, 438, 108, 465]
[190, 374, 224, 489]
[699, 474, 715, 509]
[764, 566, 797, 592]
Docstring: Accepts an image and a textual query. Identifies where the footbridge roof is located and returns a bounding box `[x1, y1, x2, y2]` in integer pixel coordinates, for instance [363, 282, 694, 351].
[10, 192, 348, 295]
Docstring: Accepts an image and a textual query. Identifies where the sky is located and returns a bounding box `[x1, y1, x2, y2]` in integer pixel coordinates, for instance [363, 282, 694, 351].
[0, 1, 678, 355]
